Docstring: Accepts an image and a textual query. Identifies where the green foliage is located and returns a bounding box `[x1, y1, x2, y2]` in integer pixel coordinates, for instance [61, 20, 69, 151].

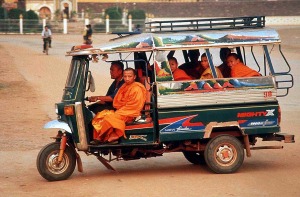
[105, 7, 122, 20]
[0, 7, 6, 19]
[128, 9, 146, 20]
[24, 10, 38, 20]
[7, 8, 25, 19]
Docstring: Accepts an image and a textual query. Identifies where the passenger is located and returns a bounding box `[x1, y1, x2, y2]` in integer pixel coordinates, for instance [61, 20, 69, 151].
[88, 61, 124, 114]
[217, 48, 231, 78]
[226, 53, 261, 77]
[169, 57, 192, 81]
[91, 68, 147, 144]
[179, 49, 204, 79]
[200, 53, 223, 79]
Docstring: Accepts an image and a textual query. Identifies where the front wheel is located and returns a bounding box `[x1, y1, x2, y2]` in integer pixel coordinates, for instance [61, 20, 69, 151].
[36, 142, 76, 181]
[45, 41, 49, 55]
[204, 135, 244, 174]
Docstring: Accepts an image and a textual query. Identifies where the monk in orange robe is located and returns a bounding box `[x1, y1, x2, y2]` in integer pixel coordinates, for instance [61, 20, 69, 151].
[169, 57, 192, 81]
[91, 68, 146, 144]
[199, 53, 223, 79]
[226, 53, 261, 77]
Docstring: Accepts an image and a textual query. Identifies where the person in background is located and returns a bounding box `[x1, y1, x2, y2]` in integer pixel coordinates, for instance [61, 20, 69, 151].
[134, 24, 142, 33]
[179, 49, 204, 79]
[83, 24, 93, 44]
[217, 48, 232, 78]
[88, 61, 124, 114]
[168, 57, 192, 81]
[91, 68, 146, 144]
[200, 53, 223, 79]
[226, 53, 261, 77]
[41, 25, 52, 53]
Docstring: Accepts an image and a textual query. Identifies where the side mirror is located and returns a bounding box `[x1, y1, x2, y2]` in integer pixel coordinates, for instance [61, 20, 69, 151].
[86, 71, 95, 92]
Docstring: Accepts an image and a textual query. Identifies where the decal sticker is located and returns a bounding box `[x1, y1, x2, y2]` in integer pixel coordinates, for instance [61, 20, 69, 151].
[129, 135, 147, 141]
[160, 115, 204, 133]
[237, 109, 275, 118]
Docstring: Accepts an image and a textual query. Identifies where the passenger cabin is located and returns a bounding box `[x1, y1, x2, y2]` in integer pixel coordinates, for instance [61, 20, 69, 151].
[66, 16, 293, 144]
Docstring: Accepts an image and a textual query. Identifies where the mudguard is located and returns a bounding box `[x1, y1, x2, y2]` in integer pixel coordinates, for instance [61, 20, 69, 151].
[44, 120, 72, 133]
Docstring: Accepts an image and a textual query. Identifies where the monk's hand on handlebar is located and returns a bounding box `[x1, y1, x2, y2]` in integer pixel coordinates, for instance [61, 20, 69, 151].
[86, 96, 100, 102]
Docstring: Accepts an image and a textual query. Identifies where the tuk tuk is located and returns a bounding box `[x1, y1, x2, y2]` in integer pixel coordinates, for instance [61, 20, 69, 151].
[36, 16, 295, 181]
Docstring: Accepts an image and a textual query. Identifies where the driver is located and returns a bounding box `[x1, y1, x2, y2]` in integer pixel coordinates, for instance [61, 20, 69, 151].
[87, 61, 124, 114]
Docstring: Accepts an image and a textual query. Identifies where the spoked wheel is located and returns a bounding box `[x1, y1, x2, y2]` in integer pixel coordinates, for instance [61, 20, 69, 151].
[204, 135, 244, 174]
[182, 151, 206, 165]
[36, 142, 76, 181]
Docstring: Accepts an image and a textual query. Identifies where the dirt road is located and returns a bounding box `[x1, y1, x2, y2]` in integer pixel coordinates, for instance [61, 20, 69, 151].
[0, 27, 300, 197]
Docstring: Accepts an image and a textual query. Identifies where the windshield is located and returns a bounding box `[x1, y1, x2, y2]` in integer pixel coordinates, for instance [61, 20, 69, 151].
[65, 59, 81, 88]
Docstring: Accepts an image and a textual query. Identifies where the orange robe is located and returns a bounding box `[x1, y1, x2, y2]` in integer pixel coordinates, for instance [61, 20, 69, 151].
[173, 68, 193, 81]
[230, 62, 260, 77]
[200, 67, 223, 80]
[92, 82, 146, 142]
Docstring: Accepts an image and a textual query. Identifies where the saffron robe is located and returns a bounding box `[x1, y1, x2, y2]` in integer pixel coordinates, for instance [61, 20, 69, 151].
[92, 82, 147, 142]
[173, 68, 193, 81]
[230, 62, 260, 77]
[200, 67, 223, 80]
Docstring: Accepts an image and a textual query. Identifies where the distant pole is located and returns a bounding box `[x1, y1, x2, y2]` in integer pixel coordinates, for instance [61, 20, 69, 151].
[43, 18, 46, 28]
[85, 12, 89, 25]
[19, 14, 23, 34]
[128, 14, 132, 32]
[63, 14, 68, 34]
[106, 15, 110, 33]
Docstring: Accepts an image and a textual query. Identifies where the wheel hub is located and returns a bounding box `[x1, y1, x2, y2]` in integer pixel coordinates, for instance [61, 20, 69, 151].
[216, 145, 234, 163]
[47, 153, 69, 174]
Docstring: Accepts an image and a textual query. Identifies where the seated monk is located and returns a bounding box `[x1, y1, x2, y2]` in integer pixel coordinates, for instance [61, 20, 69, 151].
[226, 53, 261, 77]
[200, 53, 223, 80]
[169, 57, 192, 81]
[91, 68, 147, 144]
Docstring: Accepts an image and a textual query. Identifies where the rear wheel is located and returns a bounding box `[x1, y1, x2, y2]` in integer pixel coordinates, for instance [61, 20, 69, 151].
[204, 135, 244, 174]
[182, 151, 206, 165]
[36, 142, 76, 181]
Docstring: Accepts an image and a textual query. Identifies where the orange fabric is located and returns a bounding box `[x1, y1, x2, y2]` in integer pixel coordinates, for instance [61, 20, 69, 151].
[92, 82, 147, 142]
[230, 62, 260, 77]
[172, 68, 193, 81]
[200, 67, 223, 80]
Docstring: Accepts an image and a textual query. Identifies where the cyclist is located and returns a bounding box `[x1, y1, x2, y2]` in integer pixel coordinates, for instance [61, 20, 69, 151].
[41, 25, 52, 53]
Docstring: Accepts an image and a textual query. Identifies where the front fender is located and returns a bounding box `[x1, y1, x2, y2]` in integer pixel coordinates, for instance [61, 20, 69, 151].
[44, 120, 72, 133]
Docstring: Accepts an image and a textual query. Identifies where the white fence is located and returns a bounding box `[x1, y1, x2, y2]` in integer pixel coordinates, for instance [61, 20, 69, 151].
[0, 16, 299, 34]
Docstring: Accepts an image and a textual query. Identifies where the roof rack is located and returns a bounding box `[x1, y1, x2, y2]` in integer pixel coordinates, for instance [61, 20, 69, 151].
[145, 16, 265, 33]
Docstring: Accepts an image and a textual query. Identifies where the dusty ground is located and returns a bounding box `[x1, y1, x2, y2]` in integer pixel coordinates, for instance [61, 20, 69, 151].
[0, 26, 300, 197]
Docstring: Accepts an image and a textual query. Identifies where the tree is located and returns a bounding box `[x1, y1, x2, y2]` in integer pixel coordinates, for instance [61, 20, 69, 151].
[7, 8, 25, 19]
[0, 7, 6, 19]
[128, 9, 146, 20]
[24, 9, 38, 20]
[105, 7, 122, 20]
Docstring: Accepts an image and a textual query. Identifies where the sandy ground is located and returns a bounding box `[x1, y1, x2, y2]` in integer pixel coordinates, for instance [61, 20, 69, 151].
[0, 26, 300, 197]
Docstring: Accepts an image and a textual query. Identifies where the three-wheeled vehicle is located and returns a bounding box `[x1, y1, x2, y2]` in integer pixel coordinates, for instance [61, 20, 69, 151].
[37, 16, 295, 181]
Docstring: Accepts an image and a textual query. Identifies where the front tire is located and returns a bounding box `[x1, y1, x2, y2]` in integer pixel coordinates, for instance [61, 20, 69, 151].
[36, 142, 76, 181]
[204, 135, 244, 174]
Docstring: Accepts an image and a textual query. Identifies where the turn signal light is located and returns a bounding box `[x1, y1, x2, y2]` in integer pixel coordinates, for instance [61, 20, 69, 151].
[64, 106, 74, 116]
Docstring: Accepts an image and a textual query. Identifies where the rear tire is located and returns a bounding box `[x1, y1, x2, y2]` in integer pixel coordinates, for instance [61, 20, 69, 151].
[183, 151, 206, 165]
[36, 142, 76, 181]
[204, 135, 244, 174]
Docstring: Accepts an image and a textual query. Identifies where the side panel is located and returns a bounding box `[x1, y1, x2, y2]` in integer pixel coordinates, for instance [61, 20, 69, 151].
[156, 76, 279, 142]
[158, 103, 280, 142]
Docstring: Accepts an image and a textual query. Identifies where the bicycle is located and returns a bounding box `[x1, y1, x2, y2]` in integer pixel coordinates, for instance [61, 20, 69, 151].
[43, 37, 51, 55]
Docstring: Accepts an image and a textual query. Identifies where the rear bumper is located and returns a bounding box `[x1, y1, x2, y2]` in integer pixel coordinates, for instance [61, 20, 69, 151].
[262, 132, 295, 143]
[275, 133, 295, 143]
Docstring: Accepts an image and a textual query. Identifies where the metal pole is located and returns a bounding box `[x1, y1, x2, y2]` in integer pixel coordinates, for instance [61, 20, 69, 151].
[106, 15, 110, 33]
[19, 14, 23, 34]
